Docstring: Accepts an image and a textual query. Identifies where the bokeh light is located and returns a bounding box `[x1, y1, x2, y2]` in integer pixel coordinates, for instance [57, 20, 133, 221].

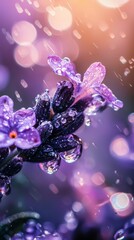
[128, 113, 134, 125]
[110, 137, 130, 158]
[35, 39, 62, 66]
[14, 44, 39, 68]
[97, 0, 129, 8]
[91, 172, 105, 186]
[110, 192, 133, 216]
[48, 6, 73, 31]
[12, 21, 37, 45]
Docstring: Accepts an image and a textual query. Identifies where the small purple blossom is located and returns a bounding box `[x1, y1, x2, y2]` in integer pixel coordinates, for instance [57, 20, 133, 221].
[0, 96, 41, 149]
[48, 55, 123, 111]
[47, 55, 81, 84]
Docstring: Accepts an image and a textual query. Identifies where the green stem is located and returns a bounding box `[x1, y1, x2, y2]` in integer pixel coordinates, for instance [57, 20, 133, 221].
[0, 148, 19, 172]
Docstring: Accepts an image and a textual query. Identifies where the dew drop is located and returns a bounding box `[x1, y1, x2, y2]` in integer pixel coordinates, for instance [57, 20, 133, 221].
[54, 121, 60, 129]
[84, 115, 91, 126]
[60, 139, 82, 163]
[61, 118, 67, 124]
[39, 158, 60, 174]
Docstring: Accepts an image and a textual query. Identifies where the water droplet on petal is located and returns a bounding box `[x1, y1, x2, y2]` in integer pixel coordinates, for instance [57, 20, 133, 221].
[39, 157, 61, 174]
[84, 115, 91, 126]
[60, 138, 82, 163]
[83, 62, 106, 88]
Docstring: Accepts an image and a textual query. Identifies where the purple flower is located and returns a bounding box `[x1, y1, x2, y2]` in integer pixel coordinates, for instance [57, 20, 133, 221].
[0, 96, 41, 149]
[48, 56, 123, 111]
[47, 55, 81, 84]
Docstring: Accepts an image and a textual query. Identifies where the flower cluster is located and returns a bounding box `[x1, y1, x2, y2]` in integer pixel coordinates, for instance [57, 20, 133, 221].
[114, 218, 134, 240]
[11, 219, 62, 240]
[9, 215, 134, 240]
[0, 55, 123, 201]
[10, 210, 104, 240]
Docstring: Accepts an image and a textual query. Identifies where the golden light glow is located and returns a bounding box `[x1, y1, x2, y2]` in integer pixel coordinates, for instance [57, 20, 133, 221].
[97, 0, 129, 8]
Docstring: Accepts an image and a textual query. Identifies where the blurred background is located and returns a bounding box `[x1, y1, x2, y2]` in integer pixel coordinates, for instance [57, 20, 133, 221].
[0, 0, 134, 239]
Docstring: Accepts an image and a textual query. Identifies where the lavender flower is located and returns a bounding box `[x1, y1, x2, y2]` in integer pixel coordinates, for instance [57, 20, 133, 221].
[0, 95, 41, 149]
[48, 55, 123, 113]
[20, 83, 83, 173]
[114, 217, 134, 239]
[0, 55, 123, 200]
[11, 219, 62, 240]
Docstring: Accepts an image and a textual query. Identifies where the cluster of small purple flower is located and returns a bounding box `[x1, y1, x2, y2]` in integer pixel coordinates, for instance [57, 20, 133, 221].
[0, 56, 123, 201]
[10, 216, 134, 240]
[114, 218, 134, 240]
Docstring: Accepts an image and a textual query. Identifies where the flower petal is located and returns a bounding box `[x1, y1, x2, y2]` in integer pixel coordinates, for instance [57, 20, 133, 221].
[0, 95, 13, 118]
[83, 62, 106, 88]
[47, 55, 81, 84]
[0, 132, 15, 148]
[95, 84, 123, 111]
[15, 128, 41, 149]
[0, 116, 10, 133]
[14, 108, 36, 132]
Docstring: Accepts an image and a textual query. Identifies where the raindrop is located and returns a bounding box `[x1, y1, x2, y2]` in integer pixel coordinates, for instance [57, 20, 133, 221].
[15, 3, 24, 14]
[119, 56, 127, 64]
[124, 68, 130, 76]
[35, 20, 42, 29]
[20, 79, 28, 88]
[73, 29, 82, 40]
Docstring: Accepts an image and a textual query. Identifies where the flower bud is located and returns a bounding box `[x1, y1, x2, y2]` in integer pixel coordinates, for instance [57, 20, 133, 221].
[52, 81, 75, 113]
[37, 121, 53, 143]
[29, 145, 58, 163]
[50, 134, 80, 152]
[52, 108, 84, 136]
[1, 157, 23, 177]
[34, 90, 50, 125]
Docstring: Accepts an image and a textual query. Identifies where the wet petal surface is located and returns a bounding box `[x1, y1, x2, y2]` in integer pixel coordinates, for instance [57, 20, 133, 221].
[0, 96, 13, 117]
[95, 84, 123, 110]
[83, 62, 106, 88]
[14, 108, 36, 132]
[16, 128, 41, 149]
[0, 133, 15, 148]
[48, 55, 81, 84]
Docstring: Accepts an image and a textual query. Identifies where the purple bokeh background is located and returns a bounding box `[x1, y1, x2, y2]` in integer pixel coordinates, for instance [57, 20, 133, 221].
[0, 0, 134, 238]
